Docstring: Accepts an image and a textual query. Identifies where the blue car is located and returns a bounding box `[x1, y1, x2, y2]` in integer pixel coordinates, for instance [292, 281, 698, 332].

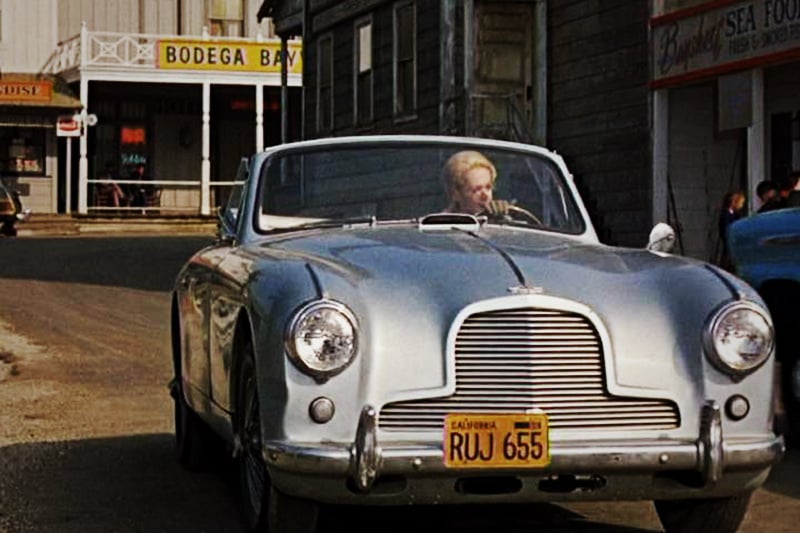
[728, 207, 800, 443]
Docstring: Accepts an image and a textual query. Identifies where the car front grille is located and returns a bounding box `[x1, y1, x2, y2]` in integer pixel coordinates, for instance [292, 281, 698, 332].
[379, 308, 680, 431]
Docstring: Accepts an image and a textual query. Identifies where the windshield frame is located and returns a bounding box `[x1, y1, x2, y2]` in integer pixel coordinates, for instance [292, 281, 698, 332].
[248, 136, 594, 240]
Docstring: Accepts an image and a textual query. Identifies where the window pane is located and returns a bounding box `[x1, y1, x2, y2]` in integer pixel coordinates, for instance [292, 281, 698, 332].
[319, 39, 332, 84]
[358, 73, 371, 121]
[402, 62, 414, 111]
[359, 24, 372, 73]
[320, 88, 332, 129]
[396, 4, 413, 59]
[0, 128, 46, 176]
[209, 0, 242, 19]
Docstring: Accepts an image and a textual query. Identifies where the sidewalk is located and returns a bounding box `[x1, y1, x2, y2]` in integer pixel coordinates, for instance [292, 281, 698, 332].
[14, 214, 218, 237]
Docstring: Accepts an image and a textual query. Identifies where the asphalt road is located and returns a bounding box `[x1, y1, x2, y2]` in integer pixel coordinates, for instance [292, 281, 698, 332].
[0, 236, 798, 532]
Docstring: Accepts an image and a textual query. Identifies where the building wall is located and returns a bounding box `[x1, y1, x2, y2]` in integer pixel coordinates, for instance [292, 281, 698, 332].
[55, 0, 272, 39]
[0, 0, 58, 72]
[303, 0, 440, 137]
[547, 1, 652, 247]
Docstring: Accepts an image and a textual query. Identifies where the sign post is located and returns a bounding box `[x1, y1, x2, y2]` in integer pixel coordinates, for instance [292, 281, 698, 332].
[57, 115, 82, 214]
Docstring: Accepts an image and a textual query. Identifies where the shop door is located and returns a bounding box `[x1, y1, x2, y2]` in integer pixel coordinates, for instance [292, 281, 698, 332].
[471, 1, 534, 141]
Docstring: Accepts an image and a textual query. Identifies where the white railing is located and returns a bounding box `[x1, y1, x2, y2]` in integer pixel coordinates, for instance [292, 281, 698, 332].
[42, 26, 276, 74]
[41, 34, 81, 74]
[88, 178, 243, 214]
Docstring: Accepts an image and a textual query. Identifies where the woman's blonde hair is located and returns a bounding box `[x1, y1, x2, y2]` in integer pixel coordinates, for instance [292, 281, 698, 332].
[442, 150, 497, 199]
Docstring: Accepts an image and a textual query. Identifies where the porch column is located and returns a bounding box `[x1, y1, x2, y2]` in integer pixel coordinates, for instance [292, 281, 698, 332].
[747, 68, 765, 216]
[201, 82, 211, 216]
[78, 23, 90, 214]
[281, 37, 288, 143]
[652, 89, 669, 225]
[256, 83, 265, 152]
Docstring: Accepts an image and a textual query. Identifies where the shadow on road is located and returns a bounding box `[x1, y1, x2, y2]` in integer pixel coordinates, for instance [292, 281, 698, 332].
[763, 447, 800, 500]
[0, 433, 661, 533]
[0, 236, 213, 292]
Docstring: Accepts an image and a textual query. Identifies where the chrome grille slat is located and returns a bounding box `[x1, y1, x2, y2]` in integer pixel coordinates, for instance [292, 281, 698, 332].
[380, 307, 680, 431]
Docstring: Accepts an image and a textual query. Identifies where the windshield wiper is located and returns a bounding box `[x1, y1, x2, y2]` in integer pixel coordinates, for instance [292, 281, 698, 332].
[267, 216, 378, 233]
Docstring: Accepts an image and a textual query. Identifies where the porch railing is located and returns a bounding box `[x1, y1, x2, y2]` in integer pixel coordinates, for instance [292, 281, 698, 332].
[88, 178, 242, 215]
[42, 26, 272, 74]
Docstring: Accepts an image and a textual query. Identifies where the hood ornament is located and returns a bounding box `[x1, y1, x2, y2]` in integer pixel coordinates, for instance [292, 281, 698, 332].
[508, 284, 545, 295]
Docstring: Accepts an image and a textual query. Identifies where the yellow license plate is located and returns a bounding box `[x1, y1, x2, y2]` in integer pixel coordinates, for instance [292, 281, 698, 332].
[444, 413, 550, 468]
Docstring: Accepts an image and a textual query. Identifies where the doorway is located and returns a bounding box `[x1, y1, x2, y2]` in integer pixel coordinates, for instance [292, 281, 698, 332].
[471, 1, 535, 141]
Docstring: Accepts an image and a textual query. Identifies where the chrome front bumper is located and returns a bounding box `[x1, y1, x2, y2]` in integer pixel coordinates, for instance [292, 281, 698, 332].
[263, 401, 784, 504]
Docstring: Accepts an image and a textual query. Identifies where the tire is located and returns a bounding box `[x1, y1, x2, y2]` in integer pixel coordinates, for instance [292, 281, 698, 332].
[781, 355, 800, 446]
[172, 378, 217, 471]
[654, 493, 752, 533]
[236, 344, 319, 533]
[1, 221, 16, 237]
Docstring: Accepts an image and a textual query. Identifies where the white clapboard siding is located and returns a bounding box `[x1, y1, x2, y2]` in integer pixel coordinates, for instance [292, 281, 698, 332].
[0, 0, 58, 72]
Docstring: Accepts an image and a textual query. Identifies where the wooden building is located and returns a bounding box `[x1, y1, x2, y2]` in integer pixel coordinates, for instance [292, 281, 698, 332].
[260, 0, 652, 247]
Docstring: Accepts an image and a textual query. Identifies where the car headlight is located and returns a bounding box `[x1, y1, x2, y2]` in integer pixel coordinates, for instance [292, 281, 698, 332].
[703, 301, 773, 377]
[285, 300, 358, 380]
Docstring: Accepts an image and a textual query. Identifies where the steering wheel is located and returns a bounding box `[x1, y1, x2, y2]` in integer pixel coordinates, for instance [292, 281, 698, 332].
[480, 204, 543, 227]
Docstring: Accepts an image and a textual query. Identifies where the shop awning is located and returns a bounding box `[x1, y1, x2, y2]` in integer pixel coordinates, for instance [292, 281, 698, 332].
[0, 73, 81, 109]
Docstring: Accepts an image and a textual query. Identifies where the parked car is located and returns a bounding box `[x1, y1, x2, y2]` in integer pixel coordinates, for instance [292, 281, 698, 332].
[170, 136, 783, 533]
[0, 180, 30, 236]
[728, 207, 800, 444]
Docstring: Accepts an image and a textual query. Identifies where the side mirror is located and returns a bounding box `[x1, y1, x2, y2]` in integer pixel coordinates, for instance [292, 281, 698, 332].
[647, 222, 676, 253]
[216, 205, 238, 244]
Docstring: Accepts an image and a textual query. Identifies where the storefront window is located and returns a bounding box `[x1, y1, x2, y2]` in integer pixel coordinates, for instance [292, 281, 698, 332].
[120, 124, 147, 175]
[0, 127, 46, 176]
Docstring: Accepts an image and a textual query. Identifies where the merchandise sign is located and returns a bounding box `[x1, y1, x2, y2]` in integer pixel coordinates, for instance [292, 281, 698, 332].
[0, 81, 52, 102]
[56, 115, 81, 137]
[157, 39, 302, 74]
[652, 0, 800, 87]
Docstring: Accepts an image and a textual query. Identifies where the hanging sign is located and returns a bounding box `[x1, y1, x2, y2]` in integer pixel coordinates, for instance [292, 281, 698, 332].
[157, 39, 302, 74]
[56, 115, 81, 137]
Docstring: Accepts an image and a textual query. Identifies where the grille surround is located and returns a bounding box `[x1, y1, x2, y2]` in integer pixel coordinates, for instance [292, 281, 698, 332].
[379, 307, 680, 432]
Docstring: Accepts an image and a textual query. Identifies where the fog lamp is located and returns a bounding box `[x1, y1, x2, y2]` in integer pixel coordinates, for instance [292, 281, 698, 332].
[309, 397, 335, 424]
[725, 395, 750, 421]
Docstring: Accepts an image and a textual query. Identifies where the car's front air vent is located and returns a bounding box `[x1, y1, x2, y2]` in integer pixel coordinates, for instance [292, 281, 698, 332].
[380, 308, 680, 431]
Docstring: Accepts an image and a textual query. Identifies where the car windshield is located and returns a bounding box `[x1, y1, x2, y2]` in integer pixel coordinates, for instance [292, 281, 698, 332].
[256, 141, 586, 234]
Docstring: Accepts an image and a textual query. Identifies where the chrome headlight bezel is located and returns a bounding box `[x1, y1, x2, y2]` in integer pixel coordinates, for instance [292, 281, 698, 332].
[284, 300, 359, 380]
[703, 300, 774, 378]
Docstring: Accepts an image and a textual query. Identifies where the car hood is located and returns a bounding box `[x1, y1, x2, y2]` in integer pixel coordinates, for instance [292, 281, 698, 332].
[256, 225, 744, 399]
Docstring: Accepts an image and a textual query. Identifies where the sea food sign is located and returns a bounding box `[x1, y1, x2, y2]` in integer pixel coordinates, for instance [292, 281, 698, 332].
[652, 0, 800, 87]
[157, 39, 302, 74]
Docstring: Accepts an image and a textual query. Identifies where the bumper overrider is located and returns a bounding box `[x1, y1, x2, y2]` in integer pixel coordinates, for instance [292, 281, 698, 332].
[263, 401, 784, 505]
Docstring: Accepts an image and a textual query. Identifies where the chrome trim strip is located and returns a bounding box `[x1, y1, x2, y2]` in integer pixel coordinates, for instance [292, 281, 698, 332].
[264, 435, 783, 477]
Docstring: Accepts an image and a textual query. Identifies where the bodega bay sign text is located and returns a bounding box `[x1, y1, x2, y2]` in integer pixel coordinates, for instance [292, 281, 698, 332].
[157, 39, 302, 74]
[652, 0, 800, 87]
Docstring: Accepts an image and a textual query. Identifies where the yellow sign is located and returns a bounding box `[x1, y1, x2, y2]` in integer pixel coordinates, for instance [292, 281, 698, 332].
[444, 413, 550, 468]
[157, 39, 302, 74]
[0, 81, 52, 103]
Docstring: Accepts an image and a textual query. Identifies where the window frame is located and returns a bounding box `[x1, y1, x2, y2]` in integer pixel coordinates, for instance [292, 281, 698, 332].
[317, 33, 334, 134]
[0, 126, 47, 177]
[393, 0, 417, 119]
[206, 0, 244, 36]
[353, 15, 374, 126]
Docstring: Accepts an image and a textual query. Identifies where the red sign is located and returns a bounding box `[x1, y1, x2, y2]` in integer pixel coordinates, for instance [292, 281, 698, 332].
[56, 115, 81, 137]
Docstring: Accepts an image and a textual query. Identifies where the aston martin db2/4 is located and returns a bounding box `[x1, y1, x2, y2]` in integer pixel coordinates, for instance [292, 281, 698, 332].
[170, 136, 783, 533]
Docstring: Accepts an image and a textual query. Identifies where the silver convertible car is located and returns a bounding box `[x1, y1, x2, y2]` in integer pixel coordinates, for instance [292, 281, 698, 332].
[170, 136, 783, 533]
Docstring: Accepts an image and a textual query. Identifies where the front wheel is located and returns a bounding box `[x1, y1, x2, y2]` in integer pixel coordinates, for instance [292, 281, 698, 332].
[781, 356, 800, 446]
[654, 493, 752, 533]
[235, 344, 319, 533]
[172, 378, 218, 471]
